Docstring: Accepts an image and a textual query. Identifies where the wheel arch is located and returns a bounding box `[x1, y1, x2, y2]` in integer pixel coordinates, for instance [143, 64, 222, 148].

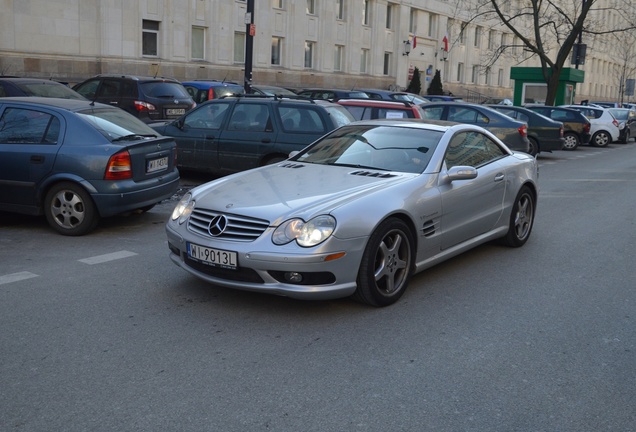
[37, 175, 100, 215]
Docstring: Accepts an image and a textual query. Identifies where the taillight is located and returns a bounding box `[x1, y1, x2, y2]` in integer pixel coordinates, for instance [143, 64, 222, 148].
[518, 124, 528, 137]
[613, 119, 619, 128]
[559, 125, 564, 137]
[105, 150, 132, 180]
[584, 122, 591, 133]
[134, 100, 156, 112]
[208, 88, 215, 100]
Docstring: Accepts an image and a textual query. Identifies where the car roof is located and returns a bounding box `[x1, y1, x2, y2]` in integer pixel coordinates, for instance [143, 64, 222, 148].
[0, 77, 69, 85]
[0, 96, 112, 111]
[88, 74, 181, 82]
[336, 99, 416, 107]
[182, 80, 242, 88]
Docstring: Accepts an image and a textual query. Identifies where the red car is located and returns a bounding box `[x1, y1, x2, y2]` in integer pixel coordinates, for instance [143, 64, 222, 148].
[336, 99, 425, 120]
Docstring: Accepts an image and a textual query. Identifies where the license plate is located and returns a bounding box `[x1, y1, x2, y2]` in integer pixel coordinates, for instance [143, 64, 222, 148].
[147, 156, 169, 173]
[166, 108, 185, 116]
[187, 242, 238, 270]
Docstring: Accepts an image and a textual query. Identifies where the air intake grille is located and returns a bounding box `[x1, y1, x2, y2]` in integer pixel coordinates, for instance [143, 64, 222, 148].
[350, 170, 397, 178]
[188, 209, 270, 241]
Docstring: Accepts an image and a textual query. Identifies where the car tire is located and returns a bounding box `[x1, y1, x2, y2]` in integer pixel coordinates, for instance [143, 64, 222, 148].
[44, 182, 99, 236]
[562, 132, 579, 150]
[527, 137, 539, 157]
[622, 130, 629, 144]
[353, 218, 413, 307]
[499, 186, 535, 248]
[591, 130, 611, 147]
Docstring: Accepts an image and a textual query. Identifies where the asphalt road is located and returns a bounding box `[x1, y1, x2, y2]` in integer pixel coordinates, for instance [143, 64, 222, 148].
[1, 143, 635, 431]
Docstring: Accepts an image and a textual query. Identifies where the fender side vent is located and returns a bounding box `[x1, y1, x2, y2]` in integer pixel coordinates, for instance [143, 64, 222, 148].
[421, 219, 437, 237]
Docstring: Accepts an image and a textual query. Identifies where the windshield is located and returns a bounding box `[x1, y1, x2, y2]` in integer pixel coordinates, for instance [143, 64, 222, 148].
[77, 107, 158, 142]
[19, 83, 86, 100]
[292, 124, 442, 174]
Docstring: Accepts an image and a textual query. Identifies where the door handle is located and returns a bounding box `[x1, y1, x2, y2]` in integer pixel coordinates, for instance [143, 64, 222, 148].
[261, 138, 272, 143]
[204, 135, 216, 140]
[30, 155, 45, 164]
[494, 173, 505, 182]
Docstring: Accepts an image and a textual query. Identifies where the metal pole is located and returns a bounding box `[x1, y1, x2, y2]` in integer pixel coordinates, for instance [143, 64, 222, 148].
[244, 0, 254, 93]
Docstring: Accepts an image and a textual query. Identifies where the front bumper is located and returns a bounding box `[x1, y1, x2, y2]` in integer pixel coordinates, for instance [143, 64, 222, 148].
[165, 222, 367, 300]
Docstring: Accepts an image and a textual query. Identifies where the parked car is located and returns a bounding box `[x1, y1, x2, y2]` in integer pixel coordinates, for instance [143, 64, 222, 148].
[560, 104, 620, 147]
[589, 101, 621, 108]
[481, 97, 513, 105]
[251, 85, 297, 96]
[360, 88, 430, 104]
[608, 108, 636, 143]
[419, 102, 530, 153]
[0, 77, 86, 100]
[488, 105, 565, 156]
[72, 74, 196, 123]
[182, 80, 244, 104]
[425, 95, 464, 102]
[166, 120, 538, 306]
[297, 88, 370, 100]
[0, 97, 179, 235]
[336, 99, 425, 120]
[150, 94, 355, 175]
[524, 104, 591, 150]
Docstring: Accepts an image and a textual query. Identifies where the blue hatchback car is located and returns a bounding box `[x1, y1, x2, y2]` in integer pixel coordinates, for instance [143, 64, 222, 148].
[0, 97, 180, 235]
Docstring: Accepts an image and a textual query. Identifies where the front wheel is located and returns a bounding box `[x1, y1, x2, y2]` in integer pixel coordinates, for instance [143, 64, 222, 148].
[591, 131, 611, 147]
[500, 186, 535, 248]
[353, 218, 413, 307]
[44, 182, 99, 236]
[527, 137, 539, 157]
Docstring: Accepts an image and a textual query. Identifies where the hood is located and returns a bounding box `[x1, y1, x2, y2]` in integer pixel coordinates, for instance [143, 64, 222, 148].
[191, 162, 415, 223]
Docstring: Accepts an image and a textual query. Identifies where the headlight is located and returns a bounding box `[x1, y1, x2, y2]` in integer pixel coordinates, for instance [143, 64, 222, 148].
[272, 215, 336, 247]
[171, 193, 195, 224]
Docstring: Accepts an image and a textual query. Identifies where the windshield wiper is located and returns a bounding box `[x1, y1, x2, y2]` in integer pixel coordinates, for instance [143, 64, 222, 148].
[112, 133, 157, 142]
[328, 162, 389, 171]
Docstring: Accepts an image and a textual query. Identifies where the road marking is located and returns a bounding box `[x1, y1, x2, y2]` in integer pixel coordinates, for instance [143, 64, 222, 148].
[79, 250, 138, 265]
[0, 271, 39, 285]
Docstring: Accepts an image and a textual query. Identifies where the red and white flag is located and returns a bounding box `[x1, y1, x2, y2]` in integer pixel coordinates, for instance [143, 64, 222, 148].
[442, 33, 449, 51]
[412, 33, 417, 49]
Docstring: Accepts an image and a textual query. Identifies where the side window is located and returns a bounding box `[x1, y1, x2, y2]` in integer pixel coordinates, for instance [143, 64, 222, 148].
[0, 108, 60, 144]
[184, 102, 230, 130]
[74, 80, 100, 99]
[228, 104, 271, 132]
[277, 106, 325, 133]
[422, 106, 444, 120]
[518, 113, 530, 123]
[0, 85, 6, 97]
[444, 131, 506, 169]
[448, 107, 489, 124]
[343, 106, 365, 120]
[99, 79, 121, 98]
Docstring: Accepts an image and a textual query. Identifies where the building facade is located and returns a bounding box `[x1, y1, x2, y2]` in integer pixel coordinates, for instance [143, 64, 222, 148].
[0, 0, 632, 102]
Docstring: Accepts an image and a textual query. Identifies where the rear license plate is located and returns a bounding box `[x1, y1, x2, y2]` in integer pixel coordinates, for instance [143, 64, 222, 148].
[147, 156, 169, 173]
[166, 108, 186, 116]
[187, 242, 238, 270]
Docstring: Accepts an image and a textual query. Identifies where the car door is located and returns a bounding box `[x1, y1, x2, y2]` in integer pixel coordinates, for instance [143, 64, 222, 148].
[160, 101, 230, 172]
[438, 131, 508, 250]
[0, 105, 63, 211]
[217, 102, 277, 173]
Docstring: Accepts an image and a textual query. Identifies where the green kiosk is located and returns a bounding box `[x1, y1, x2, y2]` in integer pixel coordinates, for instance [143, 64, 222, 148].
[510, 67, 585, 106]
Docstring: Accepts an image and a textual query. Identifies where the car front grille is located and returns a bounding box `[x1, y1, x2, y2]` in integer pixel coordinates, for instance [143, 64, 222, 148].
[188, 208, 270, 241]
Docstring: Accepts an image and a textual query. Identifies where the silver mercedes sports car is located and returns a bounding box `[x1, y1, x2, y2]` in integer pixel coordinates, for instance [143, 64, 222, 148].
[166, 120, 539, 306]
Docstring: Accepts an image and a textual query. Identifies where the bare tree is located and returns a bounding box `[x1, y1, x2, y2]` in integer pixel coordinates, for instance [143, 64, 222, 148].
[453, 0, 636, 105]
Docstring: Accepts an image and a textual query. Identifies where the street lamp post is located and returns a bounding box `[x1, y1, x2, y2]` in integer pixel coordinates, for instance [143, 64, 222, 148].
[244, 0, 255, 93]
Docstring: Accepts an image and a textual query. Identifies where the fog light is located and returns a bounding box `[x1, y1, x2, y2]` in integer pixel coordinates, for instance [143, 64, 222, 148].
[284, 272, 303, 283]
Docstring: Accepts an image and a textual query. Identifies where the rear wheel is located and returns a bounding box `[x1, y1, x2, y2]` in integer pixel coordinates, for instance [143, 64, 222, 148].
[591, 131, 611, 147]
[562, 132, 579, 150]
[622, 130, 630, 144]
[527, 137, 539, 157]
[44, 182, 99, 236]
[353, 218, 413, 307]
[500, 186, 535, 248]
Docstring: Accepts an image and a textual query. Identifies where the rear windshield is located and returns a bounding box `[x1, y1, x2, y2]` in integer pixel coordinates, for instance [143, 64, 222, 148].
[18, 82, 86, 100]
[140, 81, 191, 98]
[77, 107, 159, 142]
[324, 105, 356, 127]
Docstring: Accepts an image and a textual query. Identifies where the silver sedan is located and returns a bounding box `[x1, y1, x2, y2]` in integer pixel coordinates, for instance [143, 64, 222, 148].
[166, 120, 539, 306]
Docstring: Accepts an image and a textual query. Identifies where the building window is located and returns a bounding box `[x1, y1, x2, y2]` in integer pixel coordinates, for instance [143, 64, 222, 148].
[360, 48, 369, 73]
[459, 23, 466, 45]
[272, 37, 282, 65]
[383, 52, 391, 75]
[307, 0, 315, 14]
[428, 13, 436, 38]
[472, 65, 479, 83]
[457, 62, 464, 82]
[474, 26, 481, 48]
[485, 66, 491, 85]
[234, 32, 245, 63]
[334, 45, 344, 71]
[500, 33, 507, 47]
[386, 3, 394, 30]
[142, 20, 159, 56]
[498, 68, 504, 86]
[336, 0, 345, 20]
[305, 41, 314, 68]
[191, 26, 205, 60]
[489, 30, 496, 49]
[362, 0, 371, 26]
[409, 9, 417, 34]
[272, 0, 284, 8]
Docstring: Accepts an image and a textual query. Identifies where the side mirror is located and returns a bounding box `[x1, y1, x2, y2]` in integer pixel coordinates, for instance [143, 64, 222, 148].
[446, 165, 478, 181]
